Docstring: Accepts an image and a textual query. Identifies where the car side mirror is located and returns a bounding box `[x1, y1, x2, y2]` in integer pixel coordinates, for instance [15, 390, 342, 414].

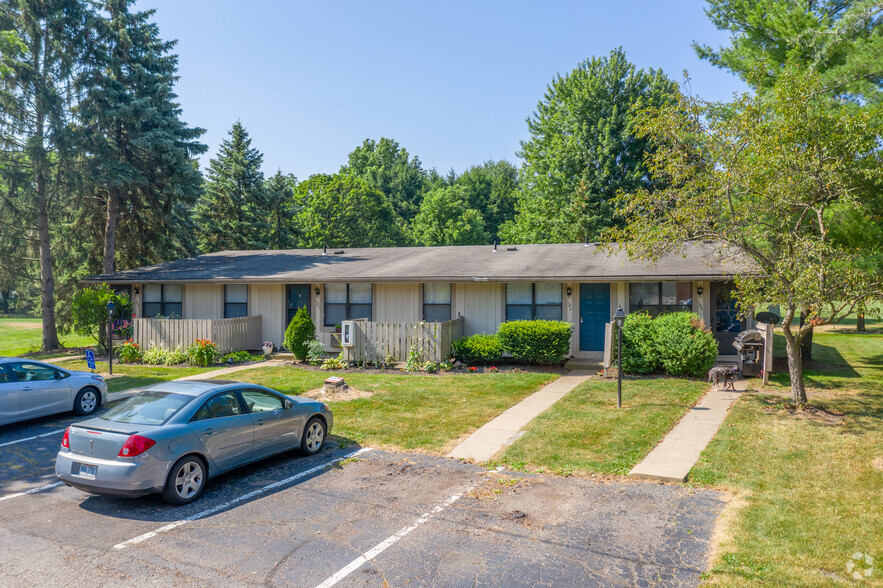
[284, 399, 293, 409]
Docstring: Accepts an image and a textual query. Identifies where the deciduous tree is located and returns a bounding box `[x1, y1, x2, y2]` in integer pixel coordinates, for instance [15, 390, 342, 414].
[410, 185, 489, 246]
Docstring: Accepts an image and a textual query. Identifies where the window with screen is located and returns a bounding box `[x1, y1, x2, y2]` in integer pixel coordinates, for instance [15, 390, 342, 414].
[324, 283, 372, 326]
[224, 284, 248, 318]
[505, 283, 562, 321]
[423, 283, 451, 322]
[142, 284, 182, 318]
[629, 282, 693, 316]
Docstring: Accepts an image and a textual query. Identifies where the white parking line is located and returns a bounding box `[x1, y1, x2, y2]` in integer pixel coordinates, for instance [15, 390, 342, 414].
[113, 447, 373, 550]
[314, 481, 477, 588]
[0, 481, 65, 502]
[0, 429, 64, 448]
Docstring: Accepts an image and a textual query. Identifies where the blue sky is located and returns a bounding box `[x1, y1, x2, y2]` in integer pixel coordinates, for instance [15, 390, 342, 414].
[137, 0, 747, 178]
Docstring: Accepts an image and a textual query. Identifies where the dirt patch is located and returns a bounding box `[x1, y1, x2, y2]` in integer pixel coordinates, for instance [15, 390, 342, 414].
[4, 321, 42, 330]
[759, 397, 844, 425]
[706, 489, 751, 575]
[301, 387, 376, 401]
[873, 457, 883, 472]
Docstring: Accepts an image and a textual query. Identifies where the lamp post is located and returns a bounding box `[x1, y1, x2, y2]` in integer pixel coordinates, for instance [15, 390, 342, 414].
[613, 306, 626, 409]
[106, 301, 115, 376]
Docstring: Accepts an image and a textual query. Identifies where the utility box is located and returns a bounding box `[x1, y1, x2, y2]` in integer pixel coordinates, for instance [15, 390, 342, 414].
[341, 320, 354, 347]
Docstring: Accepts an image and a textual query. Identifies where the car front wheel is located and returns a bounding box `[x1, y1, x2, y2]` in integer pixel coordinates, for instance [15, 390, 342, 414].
[300, 417, 326, 456]
[73, 387, 100, 416]
[161, 455, 207, 505]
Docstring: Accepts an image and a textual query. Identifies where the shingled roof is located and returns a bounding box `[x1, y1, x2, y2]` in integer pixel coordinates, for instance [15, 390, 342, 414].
[86, 242, 750, 284]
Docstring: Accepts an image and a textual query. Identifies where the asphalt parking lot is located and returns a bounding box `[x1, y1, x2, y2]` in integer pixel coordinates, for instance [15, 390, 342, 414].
[0, 409, 725, 587]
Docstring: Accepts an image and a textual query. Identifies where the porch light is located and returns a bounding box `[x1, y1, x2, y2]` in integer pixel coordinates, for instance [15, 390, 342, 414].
[315, 287, 320, 297]
[697, 285, 703, 296]
[566, 286, 572, 297]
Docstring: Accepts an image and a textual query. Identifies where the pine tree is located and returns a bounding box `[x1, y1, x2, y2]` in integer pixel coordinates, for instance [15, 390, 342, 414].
[195, 122, 268, 252]
[264, 171, 298, 249]
[77, 0, 206, 274]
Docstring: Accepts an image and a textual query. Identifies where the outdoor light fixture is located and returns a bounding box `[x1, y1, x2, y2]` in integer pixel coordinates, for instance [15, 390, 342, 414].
[106, 301, 116, 376]
[133, 287, 139, 295]
[697, 285, 703, 296]
[566, 286, 572, 297]
[315, 287, 321, 297]
[613, 305, 627, 409]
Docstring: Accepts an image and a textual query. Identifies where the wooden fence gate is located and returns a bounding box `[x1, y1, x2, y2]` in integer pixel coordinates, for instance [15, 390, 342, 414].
[345, 317, 464, 364]
[133, 315, 263, 354]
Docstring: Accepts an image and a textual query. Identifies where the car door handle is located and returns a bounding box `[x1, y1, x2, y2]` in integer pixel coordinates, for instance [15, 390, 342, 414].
[21, 386, 32, 391]
[201, 428, 214, 436]
[254, 419, 265, 426]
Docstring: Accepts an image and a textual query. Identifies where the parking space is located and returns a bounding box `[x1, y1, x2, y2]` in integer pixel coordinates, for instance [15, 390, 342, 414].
[0, 434, 724, 586]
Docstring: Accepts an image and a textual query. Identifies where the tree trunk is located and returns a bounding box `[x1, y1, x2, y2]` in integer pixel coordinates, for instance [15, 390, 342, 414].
[37, 172, 60, 351]
[799, 310, 813, 361]
[103, 188, 119, 274]
[856, 313, 866, 333]
[783, 327, 808, 404]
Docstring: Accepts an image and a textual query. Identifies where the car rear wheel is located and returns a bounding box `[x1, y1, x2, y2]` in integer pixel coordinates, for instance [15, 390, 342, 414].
[73, 387, 100, 416]
[161, 455, 207, 505]
[300, 417, 326, 455]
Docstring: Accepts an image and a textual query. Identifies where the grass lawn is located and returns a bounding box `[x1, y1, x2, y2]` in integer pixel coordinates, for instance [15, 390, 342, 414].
[0, 317, 94, 357]
[691, 330, 882, 586]
[62, 360, 216, 394]
[498, 377, 708, 475]
[219, 366, 559, 454]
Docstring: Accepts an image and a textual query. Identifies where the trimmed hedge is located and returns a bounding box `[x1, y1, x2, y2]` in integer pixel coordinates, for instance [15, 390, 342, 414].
[452, 333, 503, 364]
[498, 320, 573, 365]
[619, 311, 717, 377]
[284, 306, 315, 360]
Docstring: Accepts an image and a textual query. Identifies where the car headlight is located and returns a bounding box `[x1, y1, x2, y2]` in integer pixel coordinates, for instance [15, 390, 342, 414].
[322, 402, 330, 411]
[91, 375, 105, 382]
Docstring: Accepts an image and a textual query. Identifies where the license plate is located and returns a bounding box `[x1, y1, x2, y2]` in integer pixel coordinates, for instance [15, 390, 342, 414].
[78, 464, 97, 478]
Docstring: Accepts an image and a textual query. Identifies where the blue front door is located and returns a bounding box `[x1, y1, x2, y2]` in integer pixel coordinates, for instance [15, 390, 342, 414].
[579, 283, 610, 351]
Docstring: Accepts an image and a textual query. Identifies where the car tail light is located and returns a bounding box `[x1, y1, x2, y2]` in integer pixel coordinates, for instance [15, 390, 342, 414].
[118, 435, 156, 457]
[61, 427, 70, 449]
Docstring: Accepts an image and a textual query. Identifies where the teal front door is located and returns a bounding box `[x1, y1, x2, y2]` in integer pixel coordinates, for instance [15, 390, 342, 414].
[579, 283, 610, 351]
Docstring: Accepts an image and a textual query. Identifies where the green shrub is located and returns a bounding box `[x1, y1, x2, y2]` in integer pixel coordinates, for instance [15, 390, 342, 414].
[188, 339, 218, 367]
[164, 347, 189, 365]
[320, 354, 346, 370]
[117, 339, 142, 364]
[654, 313, 718, 377]
[452, 333, 503, 364]
[497, 320, 572, 364]
[141, 346, 169, 365]
[70, 283, 133, 352]
[221, 351, 256, 363]
[619, 311, 717, 377]
[306, 339, 326, 365]
[284, 307, 315, 360]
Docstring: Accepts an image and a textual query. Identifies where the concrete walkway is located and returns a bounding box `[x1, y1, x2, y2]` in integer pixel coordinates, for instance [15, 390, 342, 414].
[629, 379, 747, 483]
[447, 370, 593, 462]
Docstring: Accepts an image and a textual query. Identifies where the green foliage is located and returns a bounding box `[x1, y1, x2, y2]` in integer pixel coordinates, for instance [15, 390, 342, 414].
[498, 320, 573, 365]
[410, 185, 489, 246]
[452, 334, 504, 364]
[222, 351, 258, 363]
[405, 343, 423, 371]
[609, 67, 883, 402]
[284, 306, 316, 360]
[320, 354, 346, 370]
[619, 312, 657, 374]
[306, 339, 326, 366]
[619, 312, 722, 377]
[501, 48, 678, 244]
[293, 174, 409, 248]
[194, 121, 268, 252]
[188, 339, 218, 367]
[263, 171, 299, 249]
[70, 284, 133, 352]
[451, 160, 519, 242]
[141, 346, 170, 365]
[117, 340, 142, 364]
[694, 0, 883, 106]
[165, 347, 189, 365]
[340, 137, 428, 222]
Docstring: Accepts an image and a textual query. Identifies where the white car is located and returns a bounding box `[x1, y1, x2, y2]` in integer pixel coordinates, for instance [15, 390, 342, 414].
[0, 358, 108, 425]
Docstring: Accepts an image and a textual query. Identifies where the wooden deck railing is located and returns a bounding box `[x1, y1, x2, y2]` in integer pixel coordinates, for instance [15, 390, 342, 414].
[345, 317, 465, 364]
[133, 315, 263, 354]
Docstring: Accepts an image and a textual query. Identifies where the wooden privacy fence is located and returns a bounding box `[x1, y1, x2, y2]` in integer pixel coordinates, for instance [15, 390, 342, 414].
[133, 315, 263, 354]
[345, 317, 465, 364]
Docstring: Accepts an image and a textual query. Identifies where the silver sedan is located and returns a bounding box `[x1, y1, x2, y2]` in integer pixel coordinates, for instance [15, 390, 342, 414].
[55, 380, 333, 505]
[0, 358, 108, 425]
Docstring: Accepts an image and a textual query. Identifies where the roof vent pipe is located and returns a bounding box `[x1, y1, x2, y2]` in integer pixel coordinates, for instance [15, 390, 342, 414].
[585, 235, 590, 247]
[493, 241, 498, 253]
[323, 244, 327, 255]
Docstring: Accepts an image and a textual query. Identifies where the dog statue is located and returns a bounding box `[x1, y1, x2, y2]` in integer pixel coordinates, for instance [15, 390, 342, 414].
[708, 366, 738, 390]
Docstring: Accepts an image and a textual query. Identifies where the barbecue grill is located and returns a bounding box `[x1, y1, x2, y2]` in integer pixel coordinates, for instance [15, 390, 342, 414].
[733, 329, 763, 377]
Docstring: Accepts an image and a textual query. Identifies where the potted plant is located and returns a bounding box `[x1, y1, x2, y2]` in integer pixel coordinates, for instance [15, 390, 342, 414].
[262, 341, 275, 357]
[334, 324, 342, 334]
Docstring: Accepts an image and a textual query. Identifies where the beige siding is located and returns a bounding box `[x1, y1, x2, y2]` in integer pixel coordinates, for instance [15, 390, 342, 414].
[183, 284, 223, 319]
[373, 283, 421, 322]
[249, 284, 286, 345]
[452, 282, 503, 336]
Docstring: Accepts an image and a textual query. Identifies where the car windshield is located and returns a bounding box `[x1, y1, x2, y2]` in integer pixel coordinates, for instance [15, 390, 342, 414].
[101, 391, 193, 426]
